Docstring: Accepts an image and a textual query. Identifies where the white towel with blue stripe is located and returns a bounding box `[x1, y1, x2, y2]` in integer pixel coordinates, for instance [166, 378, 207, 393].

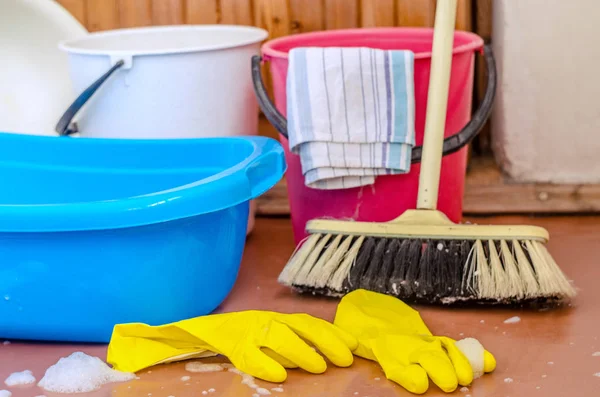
[286, 47, 415, 190]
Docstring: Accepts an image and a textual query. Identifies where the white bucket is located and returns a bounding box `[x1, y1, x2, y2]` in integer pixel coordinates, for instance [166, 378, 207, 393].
[58, 25, 269, 234]
[58, 25, 268, 139]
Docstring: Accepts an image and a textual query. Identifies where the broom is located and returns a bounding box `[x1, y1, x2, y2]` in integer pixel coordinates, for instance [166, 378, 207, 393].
[277, 0, 576, 305]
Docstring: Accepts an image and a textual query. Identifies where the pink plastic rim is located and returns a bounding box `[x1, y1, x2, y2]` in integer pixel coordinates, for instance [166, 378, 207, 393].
[262, 27, 484, 60]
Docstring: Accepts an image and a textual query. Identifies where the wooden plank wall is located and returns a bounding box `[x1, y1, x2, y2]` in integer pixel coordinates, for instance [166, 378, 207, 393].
[56, 0, 475, 36]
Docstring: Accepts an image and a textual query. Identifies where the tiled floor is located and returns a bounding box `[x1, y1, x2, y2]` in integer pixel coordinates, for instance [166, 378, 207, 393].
[1, 216, 599, 396]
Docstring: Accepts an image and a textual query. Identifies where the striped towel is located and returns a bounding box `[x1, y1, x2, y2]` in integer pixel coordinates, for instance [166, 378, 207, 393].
[286, 47, 415, 190]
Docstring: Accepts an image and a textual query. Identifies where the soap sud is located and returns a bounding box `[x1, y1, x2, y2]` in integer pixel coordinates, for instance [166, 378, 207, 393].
[480, 320, 485, 324]
[202, 392, 208, 396]
[208, 388, 215, 393]
[547, 362, 554, 365]
[593, 352, 600, 357]
[536, 386, 541, 389]
[4, 369, 36, 386]
[594, 372, 600, 377]
[0, 391, 11, 397]
[227, 367, 263, 392]
[256, 387, 271, 395]
[455, 338, 485, 379]
[37, 352, 135, 393]
[253, 394, 260, 397]
[460, 387, 469, 392]
[3, 295, 9, 301]
[459, 333, 464, 336]
[354, 393, 359, 396]
[437, 243, 444, 251]
[504, 316, 521, 324]
[374, 377, 380, 381]
[180, 376, 191, 381]
[185, 362, 224, 373]
[504, 377, 514, 383]
[542, 374, 547, 378]
[569, 342, 575, 346]
[271, 387, 284, 392]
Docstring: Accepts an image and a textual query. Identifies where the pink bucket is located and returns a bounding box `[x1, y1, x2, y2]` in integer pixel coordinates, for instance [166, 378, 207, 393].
[252, 28, 496, 244]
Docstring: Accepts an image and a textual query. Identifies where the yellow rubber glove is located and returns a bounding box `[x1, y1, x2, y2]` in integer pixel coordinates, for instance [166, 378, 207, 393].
[107, 310, 358, 383]
[334, 289, 496, 394]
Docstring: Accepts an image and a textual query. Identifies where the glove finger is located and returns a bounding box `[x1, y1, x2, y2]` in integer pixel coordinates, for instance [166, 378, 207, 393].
[261, 348, 299, 369]
[329, 324, 359, 351]
[438, 337, 474, 386]
[415, 349, 459, 393]
[230, 346, 288, 383]
[279, 314, 355, 367]
[372, 340, 429, 394]
[484, 349, 497, 373]
[263, 321, 327, 374]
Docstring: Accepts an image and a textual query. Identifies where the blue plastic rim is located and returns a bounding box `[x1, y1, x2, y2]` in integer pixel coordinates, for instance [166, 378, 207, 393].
[0, 132, 286, 342]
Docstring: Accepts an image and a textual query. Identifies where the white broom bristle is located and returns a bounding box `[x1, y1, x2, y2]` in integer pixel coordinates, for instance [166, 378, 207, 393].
[475, 240, 494, 298]
[487, 240, 508, 298]
[290, 233, 331, 286]
[302, 234, 343, 287]
[277, 233, 321, 286]
[308, 235, 353, 289]
[499, 240, 525, 299]
[512, 239, 540, 298]
[326, 236, 365, 293]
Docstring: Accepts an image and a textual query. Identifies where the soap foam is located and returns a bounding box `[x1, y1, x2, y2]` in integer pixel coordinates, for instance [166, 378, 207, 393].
[185, 362, 224, 373]
[37, 352, 135, 393]
[4, 370, 36, 386]
[455, 338, 485, 379]
[504, 316, 521, 324]
[0, 390, 11, 397]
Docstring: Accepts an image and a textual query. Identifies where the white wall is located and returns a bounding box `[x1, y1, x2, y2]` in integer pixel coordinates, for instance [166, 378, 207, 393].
[491, 0, 600, 183]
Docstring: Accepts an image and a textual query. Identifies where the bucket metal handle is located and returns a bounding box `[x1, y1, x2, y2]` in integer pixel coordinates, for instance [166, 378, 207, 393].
[251, 44, 497, 162]
[55, 60, 125, 136]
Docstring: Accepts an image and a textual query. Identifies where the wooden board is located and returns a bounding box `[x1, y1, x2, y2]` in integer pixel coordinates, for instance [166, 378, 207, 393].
[185, 0, 219, 24]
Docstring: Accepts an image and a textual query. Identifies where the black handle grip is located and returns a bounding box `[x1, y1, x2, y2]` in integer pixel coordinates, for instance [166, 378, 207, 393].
[251, 44, 497, 162]
[55, 60, 125, 136]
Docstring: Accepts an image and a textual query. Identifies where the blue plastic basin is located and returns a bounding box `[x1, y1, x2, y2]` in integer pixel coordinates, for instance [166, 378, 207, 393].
[0, 132, 286, 342]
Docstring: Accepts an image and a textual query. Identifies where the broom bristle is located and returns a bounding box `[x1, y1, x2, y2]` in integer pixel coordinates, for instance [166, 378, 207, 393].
[279, 233, 577, 305]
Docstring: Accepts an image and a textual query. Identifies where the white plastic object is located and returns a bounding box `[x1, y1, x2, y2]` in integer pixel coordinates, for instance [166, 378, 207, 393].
[0, 0, 88, 136]
[58, 25, 269, 139]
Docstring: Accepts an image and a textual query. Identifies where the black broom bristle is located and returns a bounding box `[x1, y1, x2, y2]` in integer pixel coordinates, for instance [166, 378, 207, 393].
[372, 239, 400, 293]
[359, 238, 388, 292]
[343, 237, 376, 291]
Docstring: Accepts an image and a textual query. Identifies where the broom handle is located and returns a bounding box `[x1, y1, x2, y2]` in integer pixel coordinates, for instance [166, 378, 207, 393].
[416, 0, 458, 210]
